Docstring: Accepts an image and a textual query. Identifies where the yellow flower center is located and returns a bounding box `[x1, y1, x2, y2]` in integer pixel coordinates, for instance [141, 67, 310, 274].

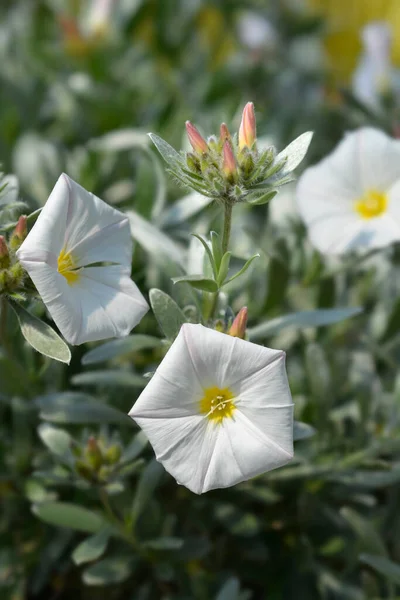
[199, 386, 236, 424]
[57, 248, 80, 285]
[354, 189, 387, 219]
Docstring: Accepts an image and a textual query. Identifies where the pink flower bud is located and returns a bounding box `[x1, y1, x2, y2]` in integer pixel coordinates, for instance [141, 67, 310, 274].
[14, 215, 27, 240]
[0, 236, 9, 259]
[185, 121, 209, 154]
[222, 141, 237, 178]
[238, 102, 256, 150]
[220, 123, 231, 143]
[228, 307, 248, 339]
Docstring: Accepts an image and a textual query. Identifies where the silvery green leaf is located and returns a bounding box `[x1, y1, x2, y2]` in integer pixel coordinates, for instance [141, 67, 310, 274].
[247, 190, 277, 205]
[293, 421, 316, 441]
[37, 392, 131, 425]
[276, 131, 313, 174]
[148, 133, 183, 168]
[248, 307, 362, 340]
[149, 288, 187, 339]
[71, 370, 147, 388]
[82, 556, 136, 585]
[131, 459, 164, 523]
[223, 254, 260, 286]
[160, 192, 212, 227]
[33, 502, 106, 533]
[217, 252, 232, 287]
[81, 335, 161, 365]
[126, 209, 185, 268]
[89, 128, 149, 151]
[172, 274, 218, 293]
[72, 529, 112, 566]
[37, 423, 72, 457]
[142, 537, 184, 551]
[359, 554, 400, 584]
[10, 301, 71, 364]
[216, 577, 240, 600]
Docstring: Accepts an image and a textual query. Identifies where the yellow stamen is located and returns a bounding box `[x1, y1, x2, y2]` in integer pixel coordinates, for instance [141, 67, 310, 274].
[57, 248, 80, 285]
[200, 386, 236, 424]
[354, 189, 387, 219]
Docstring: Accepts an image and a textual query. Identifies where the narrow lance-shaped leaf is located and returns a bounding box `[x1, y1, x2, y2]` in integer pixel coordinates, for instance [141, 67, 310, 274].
[72, 528, 112, 565]
[223, 254, 260, 286]
[217, 252, 232, 287]
[191, 233, 217, 279]
[276, 131, 313, 174]
[359, 554, 400, 584]
[33, 502, 106, 533]
[148, 133, 183, 168]
[10, 300, 71, 364]
[172, 275, 219, 293]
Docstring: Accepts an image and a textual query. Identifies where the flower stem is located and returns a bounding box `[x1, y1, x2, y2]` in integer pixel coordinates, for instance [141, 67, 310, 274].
[0, 296, 8, 352]
[221, 202, 233, 255]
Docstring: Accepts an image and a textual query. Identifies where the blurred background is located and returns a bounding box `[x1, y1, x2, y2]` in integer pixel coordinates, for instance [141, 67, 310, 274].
[3, 1, 400, 599]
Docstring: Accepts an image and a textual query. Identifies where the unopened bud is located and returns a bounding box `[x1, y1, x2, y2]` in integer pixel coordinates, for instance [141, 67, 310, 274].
[0, 236, 10, 269]
[239, 102, 256, 150]
[222, 141, 237, 179]
[10, 215, 27, 250]
[14, 216, 27, 240]
[186, 152, 200, 172]
[85, 436, 103, 471]
[228, 307, 248, 339]
[104, 444, 122, 465]
[185, 121, 209, 154]
[220, 123, 231, 143]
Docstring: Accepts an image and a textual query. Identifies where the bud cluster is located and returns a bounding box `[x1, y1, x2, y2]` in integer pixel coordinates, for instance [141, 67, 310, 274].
[150, 102, 307, 208]
[215, 307, 249, 340]
[0, 216, 27, 294]
[72, 433, 123, 485]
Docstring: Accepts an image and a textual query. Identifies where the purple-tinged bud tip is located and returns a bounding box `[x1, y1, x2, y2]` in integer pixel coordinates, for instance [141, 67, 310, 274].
[0, 236, 9, 259]
[185, 121, 209, 154]
[14, 215, 27, 240]
[238, 102, 256, 150]
[220, 123, 231, 143]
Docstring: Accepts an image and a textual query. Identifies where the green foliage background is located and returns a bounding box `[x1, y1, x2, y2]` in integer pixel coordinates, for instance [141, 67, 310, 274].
[2, 1, 400, 599]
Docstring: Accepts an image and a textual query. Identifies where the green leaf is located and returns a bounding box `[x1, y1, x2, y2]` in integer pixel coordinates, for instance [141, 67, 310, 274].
[127, 209, 185, 268]
[191, 233, 217, 279]
[340, 507, 387, 557]
[172, 274, 218, 293]
[81, 335, 161, 365]
[359, 554, 400, 584]
[211, 231, 223, 271]
[216, 577, 240, 600]
[148, 133, 183, 167]
[89, 128, 149, 151]
[248, 307, 362, 340]
[37, 392, 131, 426]
[217, 252, 231, 287]
[33, 502, 106, 533]
[149, 288, 187, 339]
[121, 431, 148, 463]
[71, 370, 147, 388]
[10, 301, 71, 364]
[223, 254, 260, 286]
[142, 537, 184, 551]
[293, 421, 316, 441]
[247, 190, 277, 205]
[82, 556, 135, 586]
[131, 459, 164, 524]
[37, 423, 72, 457]
[160, 192, 212, 227]
[276, 131, 313, 174]
[72, 529, 112, 566]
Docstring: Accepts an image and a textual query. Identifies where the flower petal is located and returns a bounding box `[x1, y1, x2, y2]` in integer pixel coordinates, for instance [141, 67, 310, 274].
[17, 175, 69, 265]
[69, 266, 149, 344]
[181, 324, 282, 390]
[61, 174, 133, 267]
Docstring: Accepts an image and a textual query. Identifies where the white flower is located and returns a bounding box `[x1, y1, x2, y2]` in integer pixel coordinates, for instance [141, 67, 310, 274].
[17, 173, 148, 344]
[352, 22, 394, 109]
[296, 127, 400, 254]
[129, 324, 294, 494]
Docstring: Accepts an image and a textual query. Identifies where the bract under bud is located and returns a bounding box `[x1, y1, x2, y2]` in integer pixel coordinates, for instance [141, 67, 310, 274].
[228, 307, 248, 339]
[222, 141, 237, 179]
[185, 121, 209, 154]
[239, 102, 256, 150]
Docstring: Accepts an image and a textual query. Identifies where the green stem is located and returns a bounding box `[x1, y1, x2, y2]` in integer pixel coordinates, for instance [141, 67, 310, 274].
[221, 202, 233, 255]
[99, 487, 137, 549]
[0, 296, 8, 351]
